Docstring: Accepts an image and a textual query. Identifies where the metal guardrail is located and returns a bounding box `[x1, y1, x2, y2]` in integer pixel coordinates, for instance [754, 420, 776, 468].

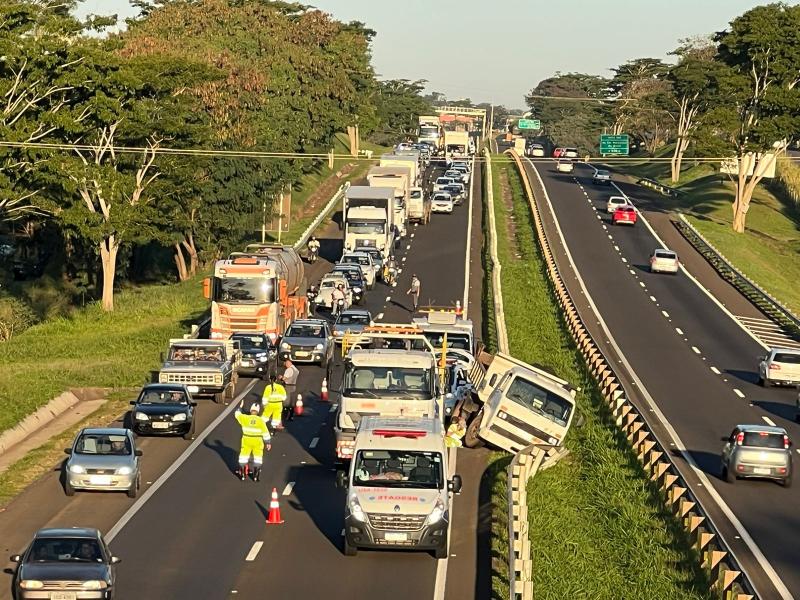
[637, 177, 682, 197]
[675, 214, 800, 341]
[507, 445, 545, 600]
[506, 150, 755, 600]
[483, 148, 509, 354]
[292, 181, 351, 251]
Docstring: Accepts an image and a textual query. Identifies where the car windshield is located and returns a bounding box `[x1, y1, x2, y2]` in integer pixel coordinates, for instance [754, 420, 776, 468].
[335, 270, 361, 284]
[337, 313, 371, 326]
[286, 324, 324, 338]
[28, 538, 104, 563]
[321, 279, 344, 289]
[353, 450, 443, 489]
[168, 346, 223, 361]
[139, 390, 187, 404]
[597, 170, 609, 176]
[216, 277, 276, 304]
[434, 195, 451, 202]
[232, 335, 269, 351]
[742, 431, 786, 449]
[505, 376, 573, 427]
[424, 332, 471, 351]
[773, 353, 800, 364]
[75, 433, 131, 456]
[344, 365, 433, 399]
[348, 221, 385, 234]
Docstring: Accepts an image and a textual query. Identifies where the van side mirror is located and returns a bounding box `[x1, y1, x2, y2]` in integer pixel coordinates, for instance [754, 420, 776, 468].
[9, 555, 20, 563]
[135, 449, 143, 457]
[129, 401, 136, 405]
[449, 475, 462, 494]
[110, 556, 122, 564]
[63, 448, 72, 455]
[720, 436, 729, 442]
[335, 470, 348, 489]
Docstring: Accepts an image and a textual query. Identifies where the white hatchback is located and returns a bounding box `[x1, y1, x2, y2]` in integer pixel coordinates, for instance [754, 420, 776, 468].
[606, 196, 629, 213]
[431, 193, 454, 213]
[556, 159, 573, 173]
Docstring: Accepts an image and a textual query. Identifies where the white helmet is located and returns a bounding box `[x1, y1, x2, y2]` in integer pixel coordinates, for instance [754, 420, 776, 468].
[249, 403, 261, 414]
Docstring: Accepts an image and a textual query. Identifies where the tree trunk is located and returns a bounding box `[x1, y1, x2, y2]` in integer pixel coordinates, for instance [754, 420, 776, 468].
[98, 235, 120, 312]
[182, 233, 198, 276]
[174, 243, 188, 282]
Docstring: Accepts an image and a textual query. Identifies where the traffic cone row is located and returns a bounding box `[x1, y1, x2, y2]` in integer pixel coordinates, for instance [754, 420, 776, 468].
[266, 487, 284, 524]
[321, 378, 329, 401]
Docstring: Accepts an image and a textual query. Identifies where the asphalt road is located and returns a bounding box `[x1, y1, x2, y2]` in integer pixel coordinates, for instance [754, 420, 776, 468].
[522, 156, 800, 599]
[1, 156, 490, 600]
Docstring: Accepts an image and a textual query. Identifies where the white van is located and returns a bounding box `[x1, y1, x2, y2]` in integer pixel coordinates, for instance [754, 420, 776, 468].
[337, 417, 461, 559]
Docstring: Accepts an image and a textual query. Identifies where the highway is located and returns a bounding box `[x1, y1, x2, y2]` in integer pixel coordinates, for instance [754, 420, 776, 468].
[519, 153, 800, 599]
[0, 157, 490, 599]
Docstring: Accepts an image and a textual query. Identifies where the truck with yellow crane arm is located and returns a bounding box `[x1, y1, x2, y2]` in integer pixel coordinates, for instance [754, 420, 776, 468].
[203, 243, 307, 344]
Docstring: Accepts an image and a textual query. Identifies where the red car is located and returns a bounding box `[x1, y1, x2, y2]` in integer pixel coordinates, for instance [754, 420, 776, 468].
[612, 205, 637, 226]
[553, 147, 565, 158]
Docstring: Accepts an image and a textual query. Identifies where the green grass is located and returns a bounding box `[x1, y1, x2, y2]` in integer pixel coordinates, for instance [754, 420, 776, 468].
[486, 153, 711, 600]
[0, 277, 208, 433]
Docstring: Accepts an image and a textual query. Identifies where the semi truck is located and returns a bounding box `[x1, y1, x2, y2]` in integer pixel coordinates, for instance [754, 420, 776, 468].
[204, 244, 307, 343]
[366, 166, 410, 238]
[381, 151, 421, 187]
[417, 115, 443, 154]
[443, 130, 470, 160]
[343, 186, 396, 258]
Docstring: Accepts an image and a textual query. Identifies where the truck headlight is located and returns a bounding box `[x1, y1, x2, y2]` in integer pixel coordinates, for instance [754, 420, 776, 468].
[173, 413, 187, 422]
[348, 494, 366, 522]
[69, 464, 85, 474]
[19, 580, 44, 590]
[353, 287, 362, 294]
[135, 412, 149, 421]
[158, 373, 167, 383]
[82, 581, 108, 590]
[548, 437, 558, 446]
[214, 374, 223, 385]
[315, 343, 324, 350]
[117, 466, 133, 475]
[427, 498, 446, 525]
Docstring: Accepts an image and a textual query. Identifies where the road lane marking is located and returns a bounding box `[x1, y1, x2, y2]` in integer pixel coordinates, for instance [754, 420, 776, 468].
[621, 257, 627, 263]
[106, 379, 258, 542]
[410, 233, 415, 238]
[711, 367, 721, 374]
[406, 244, 411, 250]
[330, 403, 338, 413]
[282, 482, 295, 496]
[376, 312, 384, 320]
[650, 296, 657, 302]
[639, 281, 646, 288]
[629, 269, 635, 275]
[692, 346, 701, 354]
[662, 311, 670, 318]
[733, 389, 745, 398]
[385, 296, 391, 301]
[309, 437, 319, 449]
[402, 256, 407, 262]
[676, 328, 684, 335]
[762, 416, 776, 426]
[245, 541, 263, 562]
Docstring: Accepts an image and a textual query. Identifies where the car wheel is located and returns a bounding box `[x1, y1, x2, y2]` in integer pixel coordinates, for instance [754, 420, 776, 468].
[758, 376, 765, 387]
[723, 464, 735, 484]
[127, 476, 139, 499]
[763, 377, 772, 388]
[183, 419, 196, 441]
[64, 476, 76, 497]
[783, 475, 793, 488]
[464, 412, 485, 449]
[343, 537, 358, 556]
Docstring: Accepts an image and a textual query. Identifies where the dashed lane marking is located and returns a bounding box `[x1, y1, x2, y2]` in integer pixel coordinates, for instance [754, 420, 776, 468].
[662, 310, 669, 318]
[245, 541, 263, 562]
[639, 281, 646, 288]
[629, 269, 635, 275]
[692, 346, 701, 354]
[309, 437, 319, 449]
[762, 416, 777, 427]
[329, 403, 338, 413]
[282, 482, 295, 496]
[676, 328, 684, 335]
[649, 296, 657, 302]
[733, 389, 745, 399]
[406, 244, 411, 250]
[376, 312, 384, 320]
[711, 367, 721, 374]
[385, 296, 391, 301]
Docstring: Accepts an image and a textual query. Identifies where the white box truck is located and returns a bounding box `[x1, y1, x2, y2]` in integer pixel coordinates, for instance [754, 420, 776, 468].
[379, 153, 420, 187]
[343, 186, 396, 258]
[444, 131, 470, 160]
[367, 166, 410, 238]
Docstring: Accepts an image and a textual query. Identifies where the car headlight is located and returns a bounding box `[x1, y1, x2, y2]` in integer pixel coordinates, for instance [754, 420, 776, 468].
[135, 412, 149, 421]
[315, 343, 324, 350]
[548, 437, 559, 446]
[19, 580, 44, 590]
[353, 287, 362, 293]
[427, 498, 446, 525]
[158, 373, 167, 383]
[69, 464, 85, 474]
[117, 466, 133, 475]
[258, 355, 268, 362]
[255, 352, 267, 358]
[334, 330, 344, 336]
[281, 342, 290, 350]
[348, 494, 366, 522]
[82, 580, 108, 590]
[172, 413, 187, 422]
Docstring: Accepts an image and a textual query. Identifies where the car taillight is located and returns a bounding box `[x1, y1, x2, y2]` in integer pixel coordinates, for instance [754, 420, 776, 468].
[736, 432, 744, 445]
[769, 363, 781, 370]
[784, 435, 790, 450]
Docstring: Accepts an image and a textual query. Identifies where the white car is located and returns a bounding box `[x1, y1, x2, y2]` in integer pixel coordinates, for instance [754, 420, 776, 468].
[431, 193, 454, 213]
[449, 165, 470, 184]
[649, 249, 679, 274]
[314, 274, 352, 309]
[527, 144, 545, 157]
[434, 177, 456, 192]
[759, 348, 800, 387]
[444, 169, 462, 181]
[563, 147, 579, 158]
[339, 252, 376, 289]
[606, 196, 629, 213]
[556, 159, 573, 173]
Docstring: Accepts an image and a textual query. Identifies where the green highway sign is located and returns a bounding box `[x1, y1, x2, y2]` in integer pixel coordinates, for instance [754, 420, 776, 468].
[600, 134, 629, 155]
[518, 118, 541, 130]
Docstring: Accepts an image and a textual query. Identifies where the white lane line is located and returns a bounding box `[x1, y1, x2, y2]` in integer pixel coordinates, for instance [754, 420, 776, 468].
[649, 295, 657, 302]
[245, 541, 263, 562]
[692, 346, 701, 354]
[639, 281, 646, 288]
[614, 245, 619, 251]
[329, 403, 338, 413]
[762, 416, 777, 427]
[602, 225, 607, 230]
[376, 312, 384, 320]
[406, 244, 411, 250]
[397, 268, 403, 274]
[629, 269, 636, 275]
[106, 379, 258, 542]
[309, 437, 319, 449]
[621, 257, 627, 263]
[282, 482, 295, 496]
[676, 327, 684, 335]
[607, 234, 612, 239]
[402, 256, 407, 262]
[662, 310, 670, 318]
[385, 296, 391, 302]
[410, 233, 415, 238]
[733, 389, 745, 399]
[711, 367, 721, 375]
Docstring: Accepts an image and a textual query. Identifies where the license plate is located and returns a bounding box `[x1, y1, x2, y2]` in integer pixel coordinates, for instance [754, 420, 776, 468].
[187, 385, 200, 393]
[241, 359, 252, 366]
[52, 593, 77, 600]
[89, 475, 112, 485]
[295, 351, 310, 357]
[753, 467, 771, 475]
[385, 532, 408, 542]
[152, 422, 170, 429]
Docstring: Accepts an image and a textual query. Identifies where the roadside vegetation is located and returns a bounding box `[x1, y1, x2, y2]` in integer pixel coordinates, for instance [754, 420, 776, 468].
[486, 154, 710, 599]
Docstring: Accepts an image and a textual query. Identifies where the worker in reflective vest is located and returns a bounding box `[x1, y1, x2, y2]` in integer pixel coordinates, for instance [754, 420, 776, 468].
[235, 401, 271, 481]
[445, 416, 467, 448]
[261, 374, 288, 430]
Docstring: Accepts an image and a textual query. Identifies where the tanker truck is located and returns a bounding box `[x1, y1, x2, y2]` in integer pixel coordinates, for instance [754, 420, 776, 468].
[204, 244, 307, 343]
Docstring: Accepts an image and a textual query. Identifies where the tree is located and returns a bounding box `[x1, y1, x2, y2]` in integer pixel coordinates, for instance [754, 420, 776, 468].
[608, 58, 672, 149]
[702, 3, 800, 232]
[667, 37, 718, 182]
[370, 79, 432, 145]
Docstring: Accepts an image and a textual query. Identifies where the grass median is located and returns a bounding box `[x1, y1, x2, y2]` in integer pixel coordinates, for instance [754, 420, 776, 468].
[487, 153, 711, 600]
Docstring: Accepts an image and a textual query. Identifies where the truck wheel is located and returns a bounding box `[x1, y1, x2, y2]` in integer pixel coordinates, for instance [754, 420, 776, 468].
[432, 544, 448, 560]
[225, 382, 235, 400]
[343, 537, 358, 557]
[464, 413, 485, 448]
[214, 391, 225, 404]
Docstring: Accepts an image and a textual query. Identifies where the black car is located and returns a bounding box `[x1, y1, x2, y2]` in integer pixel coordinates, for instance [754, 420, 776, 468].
[231, 333, 275, 379]
[332, 265, 367, 304]
[10, 527, 119, 599]
[129, 384, 196, 440]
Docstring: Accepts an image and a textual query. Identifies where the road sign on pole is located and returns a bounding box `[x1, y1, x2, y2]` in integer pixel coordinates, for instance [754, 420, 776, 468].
[518, 118, 541, 130]
[599, 134, 629, 156]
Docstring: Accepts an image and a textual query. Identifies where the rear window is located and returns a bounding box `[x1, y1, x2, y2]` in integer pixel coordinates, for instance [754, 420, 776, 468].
[773, 352, 800, 364]
[742, 431, 785, 448]
[654, 251, 676, 259]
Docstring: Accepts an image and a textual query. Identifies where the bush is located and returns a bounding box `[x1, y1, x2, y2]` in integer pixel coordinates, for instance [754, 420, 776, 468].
[0, 295, 39, 341]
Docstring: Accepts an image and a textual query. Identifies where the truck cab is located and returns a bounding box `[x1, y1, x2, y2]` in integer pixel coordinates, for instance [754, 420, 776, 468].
[412, 310, 474, 353]
[337, 416, 461, 559]
[343, 186, 396, 258]
[158, 339, 240, 404]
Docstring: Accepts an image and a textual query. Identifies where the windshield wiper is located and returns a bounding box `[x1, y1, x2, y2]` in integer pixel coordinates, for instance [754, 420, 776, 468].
[346, 389, 379, 398]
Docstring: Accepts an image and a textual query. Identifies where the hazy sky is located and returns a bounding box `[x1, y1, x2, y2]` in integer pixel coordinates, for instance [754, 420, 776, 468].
[77, 0, 779, 108]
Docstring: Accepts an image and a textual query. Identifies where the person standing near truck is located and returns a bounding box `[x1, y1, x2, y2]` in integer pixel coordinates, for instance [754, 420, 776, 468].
[261, 374, 287, 430]
[407, 275, 421, 312]
[280, 359, 300, 422]
[235, 401, 271, 481]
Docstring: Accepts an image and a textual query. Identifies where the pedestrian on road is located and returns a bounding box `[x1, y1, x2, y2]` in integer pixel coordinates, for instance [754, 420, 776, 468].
[235, 400, 271, 481]
[280, 359, 300, 422]
[261, 374, 287, 430]
[407, 275, 421, 312]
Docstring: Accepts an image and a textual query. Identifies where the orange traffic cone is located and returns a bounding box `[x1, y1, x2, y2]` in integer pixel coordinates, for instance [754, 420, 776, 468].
[266, 487, 284, 524]
[320, 378, 329, 401]
[294, 394, 304, 416]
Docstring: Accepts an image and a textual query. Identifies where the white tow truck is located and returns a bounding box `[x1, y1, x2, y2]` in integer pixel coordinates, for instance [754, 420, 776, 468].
[336, 416, 461, 559]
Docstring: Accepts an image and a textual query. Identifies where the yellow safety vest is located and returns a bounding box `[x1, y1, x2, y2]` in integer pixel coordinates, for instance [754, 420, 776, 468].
[445, 423, 466, 448]
[262, 383, 287, 404]
[236, 411, 270, 439]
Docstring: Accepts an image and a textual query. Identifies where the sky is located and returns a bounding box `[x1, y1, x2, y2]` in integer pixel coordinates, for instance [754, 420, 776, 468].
[77, 0, 781, 108]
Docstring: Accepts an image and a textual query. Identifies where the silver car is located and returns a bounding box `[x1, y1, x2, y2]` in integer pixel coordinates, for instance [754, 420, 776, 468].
[720, 425, 793, 486]
[332, 309, 373, 344]
[759, 347, 800, 387]
[649, 249, 679, 274]
[64, 428, 142, 498]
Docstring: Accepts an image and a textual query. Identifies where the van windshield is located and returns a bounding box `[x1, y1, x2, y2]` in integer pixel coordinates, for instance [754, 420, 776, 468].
[344, 365, 432, 399]
[353, 450, 443, 488]
[423, 332, 471, 351]
[348, 221, 385, 234]
[505, 377, 573, 427]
